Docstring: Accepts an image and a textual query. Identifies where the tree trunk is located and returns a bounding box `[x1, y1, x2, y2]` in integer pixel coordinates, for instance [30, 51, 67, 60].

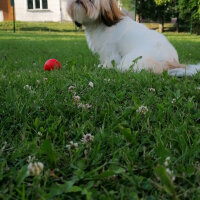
[159, 15, 164, 33]
[161, 13, 165, 32]
[176, 16, 179, 32]
[161, 20, 164, 32]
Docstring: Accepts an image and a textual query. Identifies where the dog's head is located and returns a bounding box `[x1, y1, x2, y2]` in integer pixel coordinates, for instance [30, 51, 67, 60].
[67, 0, 124, 27]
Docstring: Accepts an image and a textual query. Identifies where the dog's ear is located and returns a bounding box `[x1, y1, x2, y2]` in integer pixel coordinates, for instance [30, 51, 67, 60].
[67, 0, 74, 19]
[100, 0, 124, 27]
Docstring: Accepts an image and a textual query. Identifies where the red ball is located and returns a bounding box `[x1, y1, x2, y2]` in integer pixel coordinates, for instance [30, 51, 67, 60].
[44, 59, 61, 71]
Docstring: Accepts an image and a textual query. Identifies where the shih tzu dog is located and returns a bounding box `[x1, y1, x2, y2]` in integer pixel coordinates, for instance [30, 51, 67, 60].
[67, 0, 200, 76]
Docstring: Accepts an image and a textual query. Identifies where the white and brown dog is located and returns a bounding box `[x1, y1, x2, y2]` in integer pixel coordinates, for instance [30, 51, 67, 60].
[67, 0, 200, 76]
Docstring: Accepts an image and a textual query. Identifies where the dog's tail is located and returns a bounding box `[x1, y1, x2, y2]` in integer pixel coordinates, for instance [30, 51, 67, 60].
[168, 63, 200, 77]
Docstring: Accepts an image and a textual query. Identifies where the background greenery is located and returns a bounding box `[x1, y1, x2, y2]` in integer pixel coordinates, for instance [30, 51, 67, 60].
[121, 0, 200, 33]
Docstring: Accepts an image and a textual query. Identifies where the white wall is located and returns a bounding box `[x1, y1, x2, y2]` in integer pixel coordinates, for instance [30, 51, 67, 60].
[15, 0, 62, 22]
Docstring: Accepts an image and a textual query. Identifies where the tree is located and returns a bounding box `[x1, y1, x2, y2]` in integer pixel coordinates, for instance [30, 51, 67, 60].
[178, 0, 200, 25]
[121, 0, 200, 33]
[136, 0, 158, 22]
[154, 0, 172, 5]
[121, 0, 162, 22]
[153, 0, 175, 32]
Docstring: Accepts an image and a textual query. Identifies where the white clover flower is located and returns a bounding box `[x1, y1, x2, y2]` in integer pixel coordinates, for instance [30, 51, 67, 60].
[81, 134, 94, 144]
[68, 86, 76, 91]
[136, 106, 148, 115]
[36, 80, 40, 84]
[73, 95, 80, 103]
[86, 104, 92, 109]
[89, 82, 94, 88]
[43, 78, 48, 82]
[77, 103, 86, 109]
[166, 169, 175, 180]
[196, 87, 200, 90]
[164, 157, 170, 167]
[171, 98, 176, 104]
[37, 132, 42, 136]
[27, 155, 36, 163]
[77, 103, 92, 110]
[28, 162, 44, 176]
[66, 141, 78, 150]
[104, 78, 111, 82]
[27, 156, 32, 163]
[23, 85, 32, 90]
[166, 157, 170, 161]
[149, 88, 156, 92]
[166, 168, 172, 175]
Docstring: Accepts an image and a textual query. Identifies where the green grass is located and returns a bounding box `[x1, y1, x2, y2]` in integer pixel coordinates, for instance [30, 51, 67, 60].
[0, 21, 178, 33]
[0, 28, 200, 200]
[0, 21, 78, 32]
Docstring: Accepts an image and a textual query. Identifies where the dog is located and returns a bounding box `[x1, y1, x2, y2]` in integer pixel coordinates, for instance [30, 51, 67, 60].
[67, 0, 200, 76]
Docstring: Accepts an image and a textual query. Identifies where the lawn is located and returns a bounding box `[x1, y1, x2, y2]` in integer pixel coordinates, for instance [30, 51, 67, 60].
[0, 25, 200, 200]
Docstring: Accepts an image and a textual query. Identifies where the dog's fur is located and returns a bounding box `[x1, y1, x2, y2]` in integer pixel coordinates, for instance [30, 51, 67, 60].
[67, 0, 200, 76]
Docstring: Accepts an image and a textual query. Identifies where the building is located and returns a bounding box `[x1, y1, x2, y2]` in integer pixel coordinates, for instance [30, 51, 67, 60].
[0, 0, 131, 23]
[0, 0, 72, 22]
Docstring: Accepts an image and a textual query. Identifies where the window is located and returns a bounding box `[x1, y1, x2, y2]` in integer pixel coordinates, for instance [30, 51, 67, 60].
[35, 0, 40, 9]
[28, 0, 33, 9]
[42, 0, 48, 9]
[27, 0, 48, 10]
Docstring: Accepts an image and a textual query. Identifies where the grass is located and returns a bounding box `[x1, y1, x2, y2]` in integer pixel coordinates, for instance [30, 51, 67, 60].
[0, 21, 78, 32]
[0, 21, 182, 32]
[0, 24, 200, 200]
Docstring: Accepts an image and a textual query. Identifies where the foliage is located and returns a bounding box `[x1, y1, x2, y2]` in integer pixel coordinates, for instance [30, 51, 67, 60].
[178, 0, 200, 23]
[122, 0, 174, 22]
[137, 0, 157, 21]
[154, 0, 172, 5]
[121, 0, 200, 33]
